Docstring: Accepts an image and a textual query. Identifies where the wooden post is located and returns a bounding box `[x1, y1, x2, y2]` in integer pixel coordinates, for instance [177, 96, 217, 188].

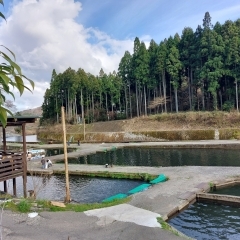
[2, 126, 7, 193]
[13, 178, 16, 196]
[2, 127, 6, 151]
[22, 123, 27, 198]
[62, 107, 71, 203]
[3, 181, 7, 193]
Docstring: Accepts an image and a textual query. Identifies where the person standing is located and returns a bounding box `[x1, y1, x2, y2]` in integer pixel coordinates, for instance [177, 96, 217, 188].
[27, 152, 32, 161]
[41, 157, 46, 169]
[46, 159, 52, 167]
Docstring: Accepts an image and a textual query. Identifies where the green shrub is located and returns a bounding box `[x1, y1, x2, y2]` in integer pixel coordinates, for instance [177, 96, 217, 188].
[17, 199, 31, 213]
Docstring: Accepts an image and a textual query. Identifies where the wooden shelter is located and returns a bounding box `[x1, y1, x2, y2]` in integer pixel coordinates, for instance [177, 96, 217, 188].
[0, 116, 40, 198]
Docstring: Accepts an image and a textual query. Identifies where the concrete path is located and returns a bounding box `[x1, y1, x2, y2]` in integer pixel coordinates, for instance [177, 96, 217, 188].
[3, 140, 240, 239]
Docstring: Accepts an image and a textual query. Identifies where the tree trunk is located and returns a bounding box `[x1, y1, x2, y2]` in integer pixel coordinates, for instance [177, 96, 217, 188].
[190, 68, 194, 110]
[129, 83, 132, 118]
[188, 67, 192, 110]
[75, 95, 77, 124]
[81, 88, 84, 121]
[105, 93, 108, 113]
[219, 90, 222, 110]
[135, 81, 139, 117]
[170, 81, 172, 112]
[202, 82, 205, 110]
[139, 85, 142, 116]
[124, 84, 128, 118]
[87, 94, 90, 124]
[144, 85, 147, 116]
[92, 92, 94, 122]
[174, 87, 178, 113]
[236, 80, 239, 111]
[162, 70, 167, 112]
[111, 96, 114, 119]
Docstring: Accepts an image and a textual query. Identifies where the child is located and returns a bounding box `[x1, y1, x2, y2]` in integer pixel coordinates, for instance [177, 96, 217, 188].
[47, 159, 53, 167]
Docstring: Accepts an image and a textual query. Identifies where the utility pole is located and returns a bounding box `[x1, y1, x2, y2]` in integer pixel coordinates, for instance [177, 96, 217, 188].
[61, 106, 70, 203]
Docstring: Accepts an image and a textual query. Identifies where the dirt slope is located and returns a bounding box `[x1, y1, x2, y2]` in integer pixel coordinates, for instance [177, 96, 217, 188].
[31, 111, 240, 135]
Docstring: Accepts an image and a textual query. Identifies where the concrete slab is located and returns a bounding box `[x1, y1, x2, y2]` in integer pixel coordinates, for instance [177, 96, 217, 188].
[178, 191, 196, 200]
[85, 203, 161, 228]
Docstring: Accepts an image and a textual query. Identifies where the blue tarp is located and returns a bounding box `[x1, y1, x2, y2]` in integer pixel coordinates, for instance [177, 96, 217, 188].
[128, 184, 151, 194]
[150, 174, 167, 184]
[102, 193, 128, 202]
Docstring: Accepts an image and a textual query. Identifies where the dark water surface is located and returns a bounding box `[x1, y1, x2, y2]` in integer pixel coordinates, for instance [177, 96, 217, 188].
[45, 148, 76, 156]
[169, 202, 240, 240]
[67, 147, 240, 167]
[211, 185, 240, 197]
[1, 175, 144, 203]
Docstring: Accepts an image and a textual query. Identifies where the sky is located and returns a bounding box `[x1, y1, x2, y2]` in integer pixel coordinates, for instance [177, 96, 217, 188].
[0, 0, 240, 111]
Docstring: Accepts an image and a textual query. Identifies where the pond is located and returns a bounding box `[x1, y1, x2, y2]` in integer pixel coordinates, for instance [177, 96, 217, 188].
[65, 147, 240, 167]
[211, 185, 240, 197]
[169, 202, 240, 240]
[45, 148, 76, 157]
[1, 175, 144, 203]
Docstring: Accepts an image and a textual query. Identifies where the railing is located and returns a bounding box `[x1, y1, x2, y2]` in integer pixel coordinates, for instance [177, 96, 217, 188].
[0, 152, 24, 182]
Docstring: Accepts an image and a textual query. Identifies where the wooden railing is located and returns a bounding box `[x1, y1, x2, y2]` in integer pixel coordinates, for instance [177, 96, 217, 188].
[0, 152, 24, 182]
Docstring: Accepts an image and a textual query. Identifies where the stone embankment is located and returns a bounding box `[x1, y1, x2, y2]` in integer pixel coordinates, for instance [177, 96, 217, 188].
[37, 128, 240, 143]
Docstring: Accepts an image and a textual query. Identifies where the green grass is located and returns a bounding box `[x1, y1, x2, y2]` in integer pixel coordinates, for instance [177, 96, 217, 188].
[157, 217, 180, 237]
[4, 196, 131, 213]
[50, 197, 131, 212]
[17, 199, 32, 213]
[53, 171, 158, 182]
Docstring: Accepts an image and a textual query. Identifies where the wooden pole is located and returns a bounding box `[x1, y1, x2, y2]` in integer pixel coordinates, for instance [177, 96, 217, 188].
[2, 127, 6, 151]
[22, 123, 27, 198]
[62, 106, 71, 203]
[13, 178, 16, 196]
[3, 181, 7, 193]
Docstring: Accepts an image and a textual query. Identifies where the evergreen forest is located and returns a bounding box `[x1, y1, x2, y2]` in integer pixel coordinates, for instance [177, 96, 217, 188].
[41, 12, 240, 124]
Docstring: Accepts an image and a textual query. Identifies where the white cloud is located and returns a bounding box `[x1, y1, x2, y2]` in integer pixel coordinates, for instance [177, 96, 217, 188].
[0, 0, 134, 110]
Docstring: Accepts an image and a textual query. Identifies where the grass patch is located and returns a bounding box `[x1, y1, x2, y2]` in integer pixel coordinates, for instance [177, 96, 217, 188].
[53, 171, 158, 182]
[16, 199, 32, 213]
[50, 197, 130, 212]
[157, 217, 180, 236]
[4, 196, 131, 213]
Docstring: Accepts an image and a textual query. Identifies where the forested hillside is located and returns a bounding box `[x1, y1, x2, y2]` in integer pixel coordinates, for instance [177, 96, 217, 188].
[41, 12, 240, 125]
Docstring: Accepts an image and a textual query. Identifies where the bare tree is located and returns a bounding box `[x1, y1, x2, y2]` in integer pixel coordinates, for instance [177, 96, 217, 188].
[4, 100, 17, 114]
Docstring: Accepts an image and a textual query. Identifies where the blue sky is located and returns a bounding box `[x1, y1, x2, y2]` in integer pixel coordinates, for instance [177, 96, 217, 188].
[0, 0, 240, 110]
[76, 0, 240, 41]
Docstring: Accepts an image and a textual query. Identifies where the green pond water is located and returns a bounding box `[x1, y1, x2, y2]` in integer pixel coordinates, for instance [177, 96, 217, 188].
[211, 185, 240, 197]
[65, 147, 240, 167]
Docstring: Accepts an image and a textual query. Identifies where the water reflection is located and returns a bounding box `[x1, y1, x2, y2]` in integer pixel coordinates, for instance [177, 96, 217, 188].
[169, 202, 240, 240]
[66, 148, 240, 167]
[1, 175, 144, 203]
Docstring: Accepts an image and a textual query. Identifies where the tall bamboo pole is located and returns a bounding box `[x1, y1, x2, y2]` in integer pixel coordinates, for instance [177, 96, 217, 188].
[22, 123, 27, 198]
[62, 106, 71, 202]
